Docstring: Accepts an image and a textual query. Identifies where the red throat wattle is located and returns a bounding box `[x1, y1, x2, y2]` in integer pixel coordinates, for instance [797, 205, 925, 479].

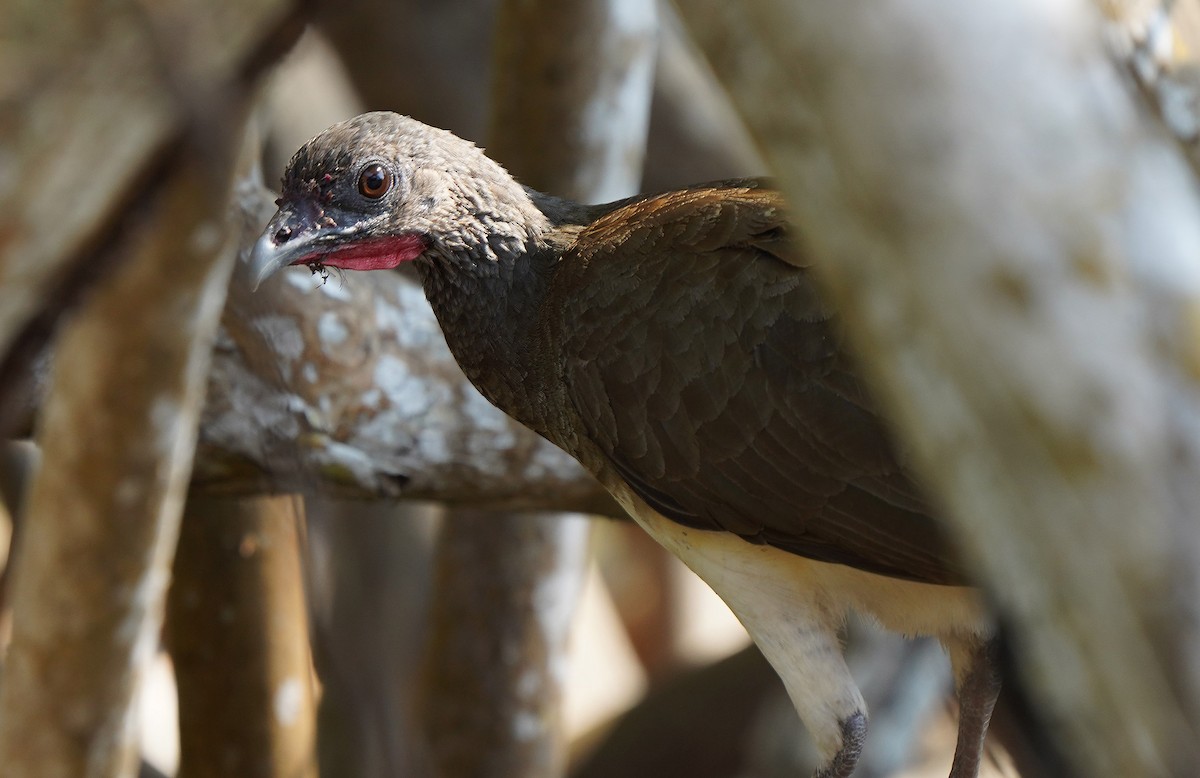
[306, 234, 428, 271]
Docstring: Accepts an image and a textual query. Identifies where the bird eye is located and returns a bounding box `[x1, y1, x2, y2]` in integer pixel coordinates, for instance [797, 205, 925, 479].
[358, 164, 393, 199]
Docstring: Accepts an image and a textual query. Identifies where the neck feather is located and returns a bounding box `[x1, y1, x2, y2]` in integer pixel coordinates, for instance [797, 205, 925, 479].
[414, 172, 624, 432]
[417, 188, 573, 432]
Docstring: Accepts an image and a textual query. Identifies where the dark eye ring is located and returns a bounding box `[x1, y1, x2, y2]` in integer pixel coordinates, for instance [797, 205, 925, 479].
[358, 163, 393, 199]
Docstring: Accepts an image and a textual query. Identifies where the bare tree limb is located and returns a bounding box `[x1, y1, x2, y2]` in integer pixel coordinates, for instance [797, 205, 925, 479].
[168, 495, 317, 778]
[0, 1, 305, 770]
[0, 141, 246, 777]
[418, 511, 591, 778]
[0, 0, 305, 436]
[196, 178, 620, 516]
[489, 0, 657, 201]
[303, 498, 437, 778]
[675, 0, 1200, 774]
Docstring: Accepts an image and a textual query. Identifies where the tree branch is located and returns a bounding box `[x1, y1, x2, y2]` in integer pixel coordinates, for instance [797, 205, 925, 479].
[168, 496, 317, 778]
[676, 0, 1200, 773]
[0, 1, 300, 771]
[0, 0, 305, 436]
[195, 178, 619, 516]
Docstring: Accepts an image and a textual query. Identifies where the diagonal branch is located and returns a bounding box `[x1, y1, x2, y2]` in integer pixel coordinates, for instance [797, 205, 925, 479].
[676, 0, 1200, 773]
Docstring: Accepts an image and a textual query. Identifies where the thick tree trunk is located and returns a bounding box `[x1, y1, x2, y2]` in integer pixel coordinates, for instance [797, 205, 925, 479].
[419, 512, 591, 778]
[0, 150, 243, 777]
[304, 499, 438, 778]
[0, 2, 301, 772]
[676, 0, 1200, 774]
[168, 495, 316, 778]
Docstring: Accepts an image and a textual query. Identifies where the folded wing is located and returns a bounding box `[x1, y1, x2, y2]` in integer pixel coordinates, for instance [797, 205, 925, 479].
[553, 184, 963, 585]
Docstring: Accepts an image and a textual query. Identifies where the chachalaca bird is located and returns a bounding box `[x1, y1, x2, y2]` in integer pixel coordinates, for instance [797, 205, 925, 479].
[250, 112, 998, 778]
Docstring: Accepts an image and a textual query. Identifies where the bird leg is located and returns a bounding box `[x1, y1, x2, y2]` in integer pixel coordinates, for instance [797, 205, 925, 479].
[945, 635, 1002, 778]
[686, 574, 868, 777]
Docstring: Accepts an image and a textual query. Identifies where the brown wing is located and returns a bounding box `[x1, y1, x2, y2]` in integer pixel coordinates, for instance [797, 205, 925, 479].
[552, 185, 964, 585]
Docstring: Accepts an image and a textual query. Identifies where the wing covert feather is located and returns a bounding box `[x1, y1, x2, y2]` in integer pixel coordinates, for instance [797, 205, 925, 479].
[551, 186, 962, 585]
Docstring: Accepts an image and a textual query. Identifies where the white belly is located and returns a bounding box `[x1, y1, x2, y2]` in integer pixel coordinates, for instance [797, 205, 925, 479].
[607, 483, 992, 760]
[611, 484, 989, 638]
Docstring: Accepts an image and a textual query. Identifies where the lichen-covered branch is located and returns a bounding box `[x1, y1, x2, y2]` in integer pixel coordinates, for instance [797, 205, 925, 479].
[196, 178, 618, 517]
[676, 0, 1200, 773]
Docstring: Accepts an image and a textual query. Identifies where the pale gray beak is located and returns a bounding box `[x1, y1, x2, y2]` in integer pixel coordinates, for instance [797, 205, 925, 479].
[247, 206, 347, 291]
[247, 228, 292, 291]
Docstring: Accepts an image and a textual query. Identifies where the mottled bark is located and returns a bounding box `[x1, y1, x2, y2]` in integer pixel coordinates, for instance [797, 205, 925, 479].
[168, 495, 316, 778]
[418, 511, 590, 778]
[304, 499, 437, 778]
[0, 1, 301, 772]
[198, 179, 619, 515]
[0, 0, 304, 436]
[676, 0, 1200, 774]
[0, 149, 244, 777]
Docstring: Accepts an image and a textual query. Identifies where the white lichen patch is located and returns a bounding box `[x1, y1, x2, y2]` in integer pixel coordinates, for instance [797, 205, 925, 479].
[253, 315, 306, 381]
[301, 362, 318, 383]
[273, 677, 305, 727]
[460, 385, 515, 433]
[377, 284, 446, 352]
[348, 413, 419, 457]
[285, 272, 321, 294]
[517, 669, 538, 698]
[189, 221, 222, 256]
[317, 311, 349, 350]
[417, 428, 454, 464]
[200, 362, 303, 454]
[512, 710, 543, 742]
[523, 440, 587, 483]
[313, 438, 399, 488]
[374, 354, 438, 418]
[361, 387, 383, 409]
[316, 278, 353, 302]
[212, 324, 237, 352]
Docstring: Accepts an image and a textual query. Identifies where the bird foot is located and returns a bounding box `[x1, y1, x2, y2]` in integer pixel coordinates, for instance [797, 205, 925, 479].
[813, 712, 867, 778]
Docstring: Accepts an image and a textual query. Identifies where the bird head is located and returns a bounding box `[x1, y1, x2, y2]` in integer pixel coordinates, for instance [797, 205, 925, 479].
[249, 112, 545, 289]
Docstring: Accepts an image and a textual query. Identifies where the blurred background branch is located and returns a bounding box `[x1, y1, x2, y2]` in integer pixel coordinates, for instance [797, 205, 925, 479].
[674, 0, 1200, 774]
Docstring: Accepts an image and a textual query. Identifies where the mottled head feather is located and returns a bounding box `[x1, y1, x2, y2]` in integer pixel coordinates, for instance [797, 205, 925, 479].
[281, 112, 552, 268]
